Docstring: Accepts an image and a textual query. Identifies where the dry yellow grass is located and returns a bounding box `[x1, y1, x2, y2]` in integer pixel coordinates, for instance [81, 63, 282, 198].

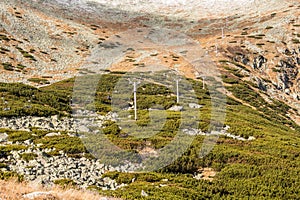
[0, 179, 120, 200]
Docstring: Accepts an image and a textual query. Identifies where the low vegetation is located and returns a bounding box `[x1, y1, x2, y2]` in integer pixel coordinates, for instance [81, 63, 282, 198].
[20, 153, 38, 162]
[28, 78, 50, 85]
[0, 72, 299, 199]
[0, 82, 71, 117]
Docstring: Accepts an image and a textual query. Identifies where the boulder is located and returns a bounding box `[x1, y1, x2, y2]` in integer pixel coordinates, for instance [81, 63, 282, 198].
[188, 103, 202, 109]
[0, 132, 8, 142]
[45, 132, 61, 137]
[252, 55, 267, 69]
[168, 105, 183, 111]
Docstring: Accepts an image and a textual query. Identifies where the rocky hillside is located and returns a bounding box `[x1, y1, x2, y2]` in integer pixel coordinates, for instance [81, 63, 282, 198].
[0, 0, 299, 114]
[0, 0, 300, 199]
[200, 3, 300, 123]
[0, 0, 113, 85]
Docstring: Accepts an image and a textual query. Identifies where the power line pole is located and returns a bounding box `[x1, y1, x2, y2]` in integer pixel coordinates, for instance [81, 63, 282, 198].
[221, 27, 224, 38]
[173, 69, 181, 104]
[221, 17, 228, 39]
[176, 79, 180, 103]
[133, 81, 138, 121]
[164, 70, 181, 104]
[129, 78, 141, 121]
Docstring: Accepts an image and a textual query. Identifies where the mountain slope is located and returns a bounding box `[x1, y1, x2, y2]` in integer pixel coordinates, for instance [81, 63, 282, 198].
[0, 0, 299, 199]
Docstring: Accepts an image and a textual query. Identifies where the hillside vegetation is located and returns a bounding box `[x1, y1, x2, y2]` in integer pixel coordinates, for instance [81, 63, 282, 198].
[0, 72, 299, 199]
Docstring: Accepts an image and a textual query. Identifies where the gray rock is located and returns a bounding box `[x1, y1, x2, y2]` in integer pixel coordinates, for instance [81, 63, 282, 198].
[141, 190, 149, 197]
[252, 55, 267, 69]
[188, 103, 202, 109]
[168, 105, 183, 111]
[45, 132, 61, 137]
[0, 133, 8, 142]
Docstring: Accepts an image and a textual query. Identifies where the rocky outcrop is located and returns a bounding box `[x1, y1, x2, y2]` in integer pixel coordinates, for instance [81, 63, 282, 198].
[276, 59, 298, 90]
[233, 54, 250, 65]
[256, 77, 267, 91]
[252, 55, 267, 70]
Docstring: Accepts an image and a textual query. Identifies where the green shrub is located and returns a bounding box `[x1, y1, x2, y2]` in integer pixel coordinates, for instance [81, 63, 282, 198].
[0, 145, 27, 157]
[0, 82, 71, 117]
[292, 39, 300, 44]
[221, 75, 239, 84]
[54, 178, 76, 188]
[28, 78, 50, 84]
[7, 131, 32, 142]
[20, 153, 38, 162]
[0, 34, 10, 41]
[0, 171, 23, 181]
[2, 63, 14, 71]
[34, 135, 87, 155]
[102, 121, 121, 135]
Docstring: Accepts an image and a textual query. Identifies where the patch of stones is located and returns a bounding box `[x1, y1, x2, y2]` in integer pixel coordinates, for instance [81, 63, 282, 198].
[0, 109, 142, 191]
[0, 109, 254, 191]
[0, 144, 141, 190]
[183, 125, 256, 141]
[0, 111, 117, 133]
